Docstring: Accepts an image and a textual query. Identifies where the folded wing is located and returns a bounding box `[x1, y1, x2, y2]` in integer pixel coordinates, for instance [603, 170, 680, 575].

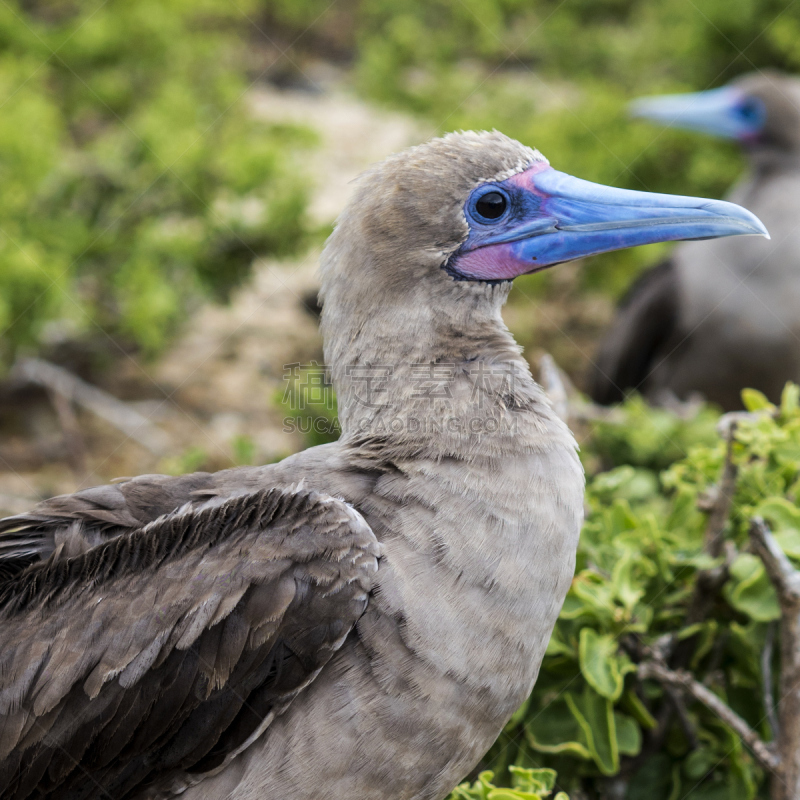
[0, 485, 379, 800]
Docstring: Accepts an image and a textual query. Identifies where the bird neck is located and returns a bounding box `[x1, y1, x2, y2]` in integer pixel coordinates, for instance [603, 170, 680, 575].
[320, 273, 555, 453]
[746, 143, 800, 177]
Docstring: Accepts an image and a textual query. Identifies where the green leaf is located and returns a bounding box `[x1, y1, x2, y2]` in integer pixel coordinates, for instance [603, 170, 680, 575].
[614, 712, 642, 757]
[526, 696, 592, 760]
[612, 551, 644, 610]
[571, 575, 616, 623]
[756, 497, 800, 534]
[559, 594, 588, 619]
[579, 628, 624, 701]
[621, 689, 657, 730]
[726, 554, 780, 621]
[774, 529, 800, 560]
[741, 388, 775, 412]
[684, 746, 717, 780]
[677, 620, 718, 669]
[568, 687, 619, 776]
[509, 767, 556, 793]
[544, 630, 575, 658]
[448, 768, 572, 800]
[781, 382, 800, 416]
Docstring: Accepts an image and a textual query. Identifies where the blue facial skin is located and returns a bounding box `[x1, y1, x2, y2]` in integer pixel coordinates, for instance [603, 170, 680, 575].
[629, 86, 767, 141]
[449, 165, 769, 281]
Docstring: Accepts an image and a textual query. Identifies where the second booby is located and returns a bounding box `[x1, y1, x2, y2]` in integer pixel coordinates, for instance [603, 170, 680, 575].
[590, 71, 800, 410]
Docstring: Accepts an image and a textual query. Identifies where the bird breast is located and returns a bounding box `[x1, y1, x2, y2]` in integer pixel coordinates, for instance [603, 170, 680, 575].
[176, 413, 583, 800]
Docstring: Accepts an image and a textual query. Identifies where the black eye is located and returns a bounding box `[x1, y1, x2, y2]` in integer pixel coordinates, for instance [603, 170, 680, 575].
[475, 191, 507, 220]
[738, 98, 763, 123]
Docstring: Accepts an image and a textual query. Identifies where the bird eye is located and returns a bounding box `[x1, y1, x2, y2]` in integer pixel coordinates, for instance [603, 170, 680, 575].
[740, 101, 756, 120]
[737, 97, 764, 125]
[474, 191, 507, 221]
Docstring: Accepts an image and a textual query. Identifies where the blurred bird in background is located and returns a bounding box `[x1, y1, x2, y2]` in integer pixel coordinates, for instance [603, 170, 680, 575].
[589, 71, 800, 410]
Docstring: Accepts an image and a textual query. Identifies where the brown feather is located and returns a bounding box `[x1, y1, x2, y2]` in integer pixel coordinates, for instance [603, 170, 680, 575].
[0, 487, 378, 798]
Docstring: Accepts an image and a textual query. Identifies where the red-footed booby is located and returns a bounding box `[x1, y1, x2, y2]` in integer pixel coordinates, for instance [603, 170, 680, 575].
[590, 71, 799, 409]
[0, 132, 765, 799]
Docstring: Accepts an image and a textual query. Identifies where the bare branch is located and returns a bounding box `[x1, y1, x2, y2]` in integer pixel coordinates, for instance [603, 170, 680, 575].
[716, 410, 760, 438]
[538, 353, 626, 424]
[704, 424, 739, 557]
[762, 620, 780, 743]
[639, 660, 780, 774]
[751, 517, 800, 800]
[751, 518, 800, 607]
[11, 358, 170, 456]
[538, 354, 570, 423]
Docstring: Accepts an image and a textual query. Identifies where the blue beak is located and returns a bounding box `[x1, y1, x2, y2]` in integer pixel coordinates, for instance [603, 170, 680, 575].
[514, 168, 769, 266]
[629, 86, 766, 140]
[452, 165, 769, 281]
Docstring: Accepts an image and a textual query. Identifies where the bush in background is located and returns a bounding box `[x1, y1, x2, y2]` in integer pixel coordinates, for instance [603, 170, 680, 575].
[0, 0, 314, 364]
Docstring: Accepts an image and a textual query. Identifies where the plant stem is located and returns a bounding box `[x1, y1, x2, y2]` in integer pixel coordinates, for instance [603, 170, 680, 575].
[638, 660, 780, 775]
[751, 518, 800, 800]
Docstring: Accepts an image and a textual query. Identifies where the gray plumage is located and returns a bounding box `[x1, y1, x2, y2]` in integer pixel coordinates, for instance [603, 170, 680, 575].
[590, 71, 800, 410]
[0, 132, 584, 799]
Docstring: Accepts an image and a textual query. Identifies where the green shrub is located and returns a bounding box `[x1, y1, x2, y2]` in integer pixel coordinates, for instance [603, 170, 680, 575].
[0, 0, 315, 363]
[448, 767, 569, 800]
[484, 386, 800, 798]
[585, 395, 721, 473]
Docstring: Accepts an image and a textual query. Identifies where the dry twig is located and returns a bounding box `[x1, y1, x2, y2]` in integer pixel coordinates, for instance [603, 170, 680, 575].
[638, 660, 780, 774]
[762, 620, 780, 743]
[11, 358, 170, 456]
[538, 354, 570, 423]
[704, 422, 739, 557]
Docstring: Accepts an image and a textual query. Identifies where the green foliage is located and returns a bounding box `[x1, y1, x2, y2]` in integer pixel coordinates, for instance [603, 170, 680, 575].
[0, 0, 314, 363]
[485, 385, 800, 797]
[277, 361, 340, 446]
[448, 768, 569, 800]
[585, 395, 721, 472]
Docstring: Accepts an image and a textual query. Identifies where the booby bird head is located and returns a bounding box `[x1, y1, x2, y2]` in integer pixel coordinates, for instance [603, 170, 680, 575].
[323, 130, 766, 292]
[630, 71, 800, 153]
[320, 131, 767, 430]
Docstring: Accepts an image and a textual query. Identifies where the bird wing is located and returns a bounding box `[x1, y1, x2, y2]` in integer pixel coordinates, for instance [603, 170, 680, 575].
[587, 258, 679, 405]
[0, 472, 220, 578]
[0, 484, 380, 800]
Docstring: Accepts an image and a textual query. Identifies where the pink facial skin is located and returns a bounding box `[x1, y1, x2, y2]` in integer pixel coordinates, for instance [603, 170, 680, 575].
[505, 161, 551, 192]
[451, 163, 553, 281]
[452, 241, 532, 281]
